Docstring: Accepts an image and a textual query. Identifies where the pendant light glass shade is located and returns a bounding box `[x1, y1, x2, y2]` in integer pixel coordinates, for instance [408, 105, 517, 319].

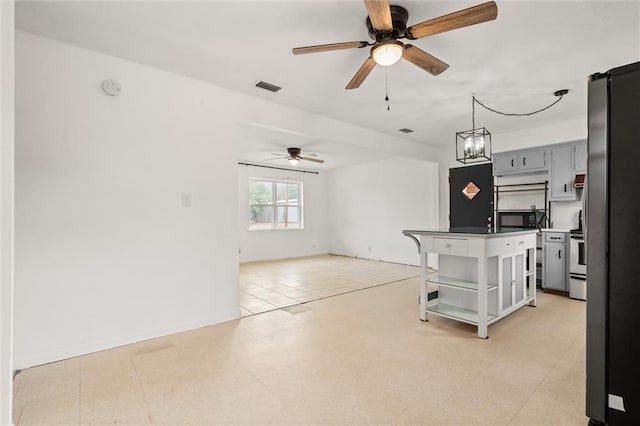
[371, 40, 403, 66]
[288, 157, 300, 166]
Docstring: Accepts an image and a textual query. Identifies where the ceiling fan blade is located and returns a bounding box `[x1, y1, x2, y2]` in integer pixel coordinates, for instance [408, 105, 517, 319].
[364, 0, 393, 32]
[301, 156, 325, 163]
[346, 57, 377, 90]
[292, 41, 369, 55]
[403, 44, 449, 76]
[405, 1, 498, 40]
[304, 153, 318, 157]
[263, 156, 288, 161]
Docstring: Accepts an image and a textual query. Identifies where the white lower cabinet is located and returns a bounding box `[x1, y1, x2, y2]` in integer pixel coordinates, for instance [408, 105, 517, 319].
[542, 231, 569, 291]
[404, 230, 537, 339]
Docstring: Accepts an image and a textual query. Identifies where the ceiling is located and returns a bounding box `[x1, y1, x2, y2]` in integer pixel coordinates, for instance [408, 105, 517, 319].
[15, 1, 640, 169]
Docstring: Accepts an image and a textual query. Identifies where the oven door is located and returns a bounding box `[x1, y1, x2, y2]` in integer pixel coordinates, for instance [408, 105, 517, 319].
[570, 235, 586, 275]
[570, 274, 587, 301]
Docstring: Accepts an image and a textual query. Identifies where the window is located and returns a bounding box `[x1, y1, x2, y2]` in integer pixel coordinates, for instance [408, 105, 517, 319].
[249, 179, 302, 230]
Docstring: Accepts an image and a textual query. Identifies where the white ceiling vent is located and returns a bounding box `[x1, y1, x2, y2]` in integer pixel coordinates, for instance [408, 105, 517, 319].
[255, 81, 282, 93]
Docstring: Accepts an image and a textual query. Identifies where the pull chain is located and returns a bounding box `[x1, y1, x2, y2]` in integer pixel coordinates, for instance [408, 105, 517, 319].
[385, 67, 390, 111]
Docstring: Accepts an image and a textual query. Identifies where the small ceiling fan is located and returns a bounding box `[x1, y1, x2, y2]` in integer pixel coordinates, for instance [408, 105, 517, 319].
[266, 147, 325, 166]
[292, 0, 498, 89]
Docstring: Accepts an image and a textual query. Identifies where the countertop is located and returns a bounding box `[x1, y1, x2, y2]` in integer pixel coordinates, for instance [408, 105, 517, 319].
[540, 228, 571, 233]
[402, 227, 539, 238]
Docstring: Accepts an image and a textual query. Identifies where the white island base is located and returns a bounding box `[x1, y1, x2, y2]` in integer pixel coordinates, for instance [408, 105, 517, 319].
[403, 229, 537, 339]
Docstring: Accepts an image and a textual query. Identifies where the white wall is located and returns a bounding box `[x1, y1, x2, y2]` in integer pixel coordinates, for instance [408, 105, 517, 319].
[15, 31, 444, 369]
[238, 165, 328, 263]
[327, 157, 439, 267]
[15, 31, 241, 369]
[0, 1, 14, 423]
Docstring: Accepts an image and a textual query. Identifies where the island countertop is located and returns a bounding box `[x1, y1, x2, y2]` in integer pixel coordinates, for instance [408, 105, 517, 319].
[402, 227, 539, 239]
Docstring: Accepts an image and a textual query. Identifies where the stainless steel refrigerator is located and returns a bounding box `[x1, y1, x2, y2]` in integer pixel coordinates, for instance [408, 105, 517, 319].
[587, 61, 640, 425]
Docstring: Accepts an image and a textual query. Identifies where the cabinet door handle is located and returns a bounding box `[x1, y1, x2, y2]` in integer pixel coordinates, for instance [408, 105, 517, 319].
[558, 249, 562, 259]
[550, 236, 561, 240]
[523, 157, 526, 166]
[511, 158, 514, 168]
[564, 183, 567, 192]
[446, 243, 451, 248]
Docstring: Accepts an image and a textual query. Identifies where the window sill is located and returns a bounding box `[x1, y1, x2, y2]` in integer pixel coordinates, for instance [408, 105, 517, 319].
[247, 227, 305, 232]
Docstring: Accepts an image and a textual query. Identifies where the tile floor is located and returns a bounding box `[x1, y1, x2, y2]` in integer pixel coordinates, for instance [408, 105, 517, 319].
[12, 256, 587, 425]
[239, 255, 420, 316]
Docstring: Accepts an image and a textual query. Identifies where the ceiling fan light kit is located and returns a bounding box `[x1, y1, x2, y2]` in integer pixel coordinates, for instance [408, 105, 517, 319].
[371, 39, 404, 66]
[265, 147, 325, 167]
[292, 1, 498, 90]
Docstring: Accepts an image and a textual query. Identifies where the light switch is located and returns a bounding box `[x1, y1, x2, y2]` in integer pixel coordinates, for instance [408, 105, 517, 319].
[181, 192, 192, 207]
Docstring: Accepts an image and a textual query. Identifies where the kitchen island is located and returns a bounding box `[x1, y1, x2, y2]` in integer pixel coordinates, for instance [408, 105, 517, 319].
[403, 228, 538, 338]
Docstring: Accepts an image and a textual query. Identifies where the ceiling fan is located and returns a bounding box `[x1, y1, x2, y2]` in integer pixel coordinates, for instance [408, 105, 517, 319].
[292, 0, 498, 89]
[267, 147, 325, 166]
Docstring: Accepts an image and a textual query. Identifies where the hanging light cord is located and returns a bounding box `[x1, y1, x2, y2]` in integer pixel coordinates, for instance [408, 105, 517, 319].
[473, 89, 568, 118]
[472, 94, 476, 130]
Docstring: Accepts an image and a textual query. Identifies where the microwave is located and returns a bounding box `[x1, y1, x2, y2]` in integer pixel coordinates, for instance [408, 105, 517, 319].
[497, 210, 545, 229]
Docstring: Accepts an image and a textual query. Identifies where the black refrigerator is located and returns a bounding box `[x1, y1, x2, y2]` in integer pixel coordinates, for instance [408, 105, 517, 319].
[586, 61, 640, 425]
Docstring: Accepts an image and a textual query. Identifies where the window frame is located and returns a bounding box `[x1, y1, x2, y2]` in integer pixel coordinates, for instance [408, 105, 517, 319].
[248, 178, 303, 231]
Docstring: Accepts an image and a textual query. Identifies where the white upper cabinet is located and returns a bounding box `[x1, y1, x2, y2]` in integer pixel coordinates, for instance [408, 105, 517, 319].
[493, 154, 518, 175]
[519, 149, 546, 171]
[573, 142, 587, 173]
[493, 141, 586, 202]
[550, 145, 576, 201]
[493, 149, 546, 176]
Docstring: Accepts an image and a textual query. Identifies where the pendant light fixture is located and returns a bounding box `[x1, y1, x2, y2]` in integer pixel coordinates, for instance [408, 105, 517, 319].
[456, 89, 569, 164]
[456, 95, 491, 164]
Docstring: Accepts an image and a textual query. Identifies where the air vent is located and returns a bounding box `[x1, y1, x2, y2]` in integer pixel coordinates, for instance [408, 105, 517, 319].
[398, 128, 414, 133]
[255, 81, 282, 93]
